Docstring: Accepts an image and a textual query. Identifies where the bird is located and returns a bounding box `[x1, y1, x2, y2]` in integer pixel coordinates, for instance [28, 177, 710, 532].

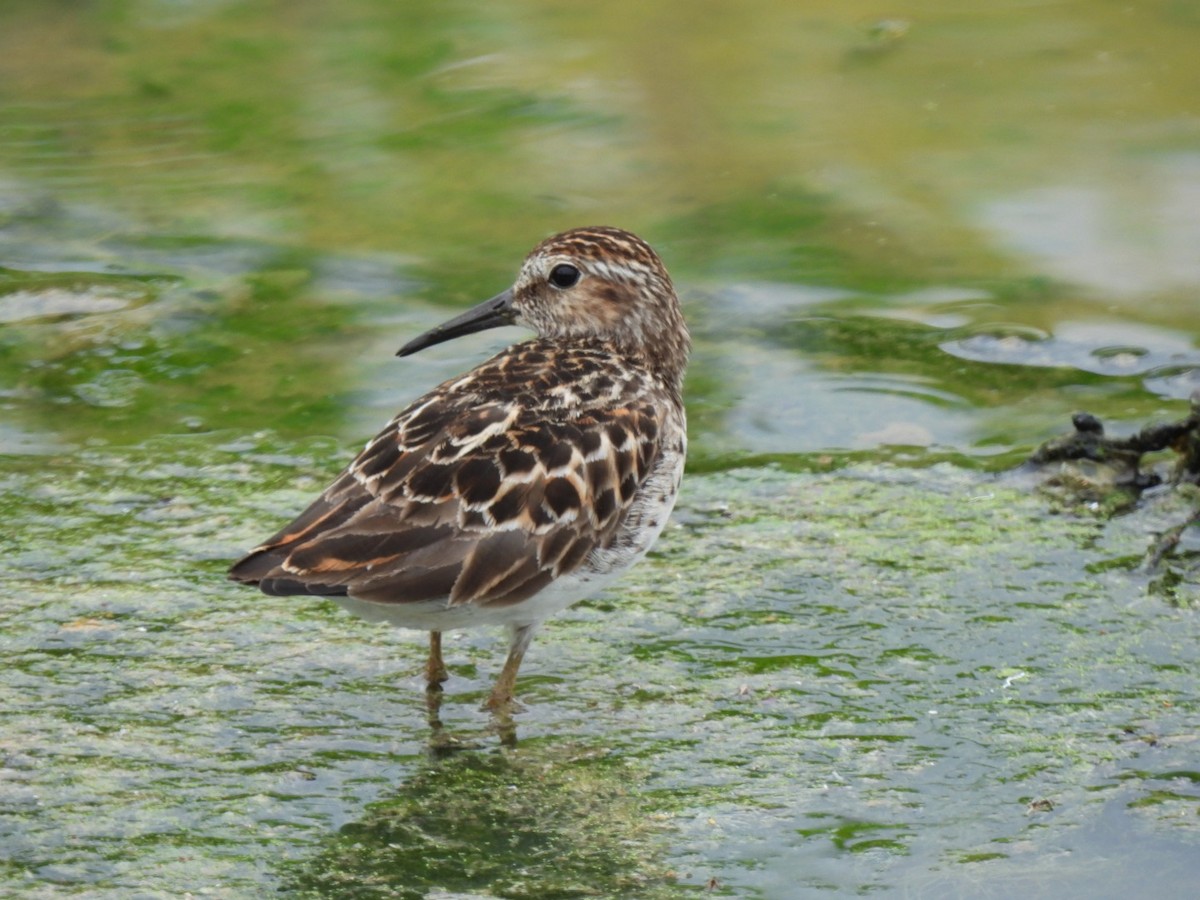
[228, 226, 689, 711]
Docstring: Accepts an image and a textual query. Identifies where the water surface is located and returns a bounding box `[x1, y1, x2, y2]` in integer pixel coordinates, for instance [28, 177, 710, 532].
[3, 1, 1199, 897]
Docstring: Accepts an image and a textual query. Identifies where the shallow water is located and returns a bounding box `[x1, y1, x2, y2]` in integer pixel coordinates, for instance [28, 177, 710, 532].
[3, 1, 1199, 897]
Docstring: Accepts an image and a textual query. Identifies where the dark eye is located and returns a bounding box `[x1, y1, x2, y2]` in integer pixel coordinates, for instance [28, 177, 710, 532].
[548, 263, 580, 289]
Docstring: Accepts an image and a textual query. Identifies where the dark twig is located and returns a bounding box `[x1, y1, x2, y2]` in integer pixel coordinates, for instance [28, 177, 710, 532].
[1028, 392, 1200, 576]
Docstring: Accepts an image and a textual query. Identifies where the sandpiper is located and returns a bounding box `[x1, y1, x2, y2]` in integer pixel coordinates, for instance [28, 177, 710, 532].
[229, 226, 689, 710]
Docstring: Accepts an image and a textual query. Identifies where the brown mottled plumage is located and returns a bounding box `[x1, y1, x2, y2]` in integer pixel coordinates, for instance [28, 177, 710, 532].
[229, 227, 688, 710]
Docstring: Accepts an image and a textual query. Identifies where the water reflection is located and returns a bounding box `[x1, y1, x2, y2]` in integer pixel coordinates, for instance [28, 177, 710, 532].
[979, 156, 1200, 300]
[281, 744, 678, 899]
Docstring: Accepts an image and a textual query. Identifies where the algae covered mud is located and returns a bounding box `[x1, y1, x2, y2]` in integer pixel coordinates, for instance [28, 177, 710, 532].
[4, 441, 1199, 897]
[4, 0, 1200, 895]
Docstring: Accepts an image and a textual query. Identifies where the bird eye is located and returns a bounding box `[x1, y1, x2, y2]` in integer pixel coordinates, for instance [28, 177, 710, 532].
[548, 263, 580, 289]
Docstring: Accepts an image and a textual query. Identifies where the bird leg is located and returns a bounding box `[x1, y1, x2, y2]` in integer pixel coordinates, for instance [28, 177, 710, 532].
[426, 630, 449, 688]
[485, 623, 539, 711]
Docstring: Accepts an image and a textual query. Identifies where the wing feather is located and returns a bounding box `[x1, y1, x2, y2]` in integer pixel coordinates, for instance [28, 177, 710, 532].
[228, 343, 669, 609]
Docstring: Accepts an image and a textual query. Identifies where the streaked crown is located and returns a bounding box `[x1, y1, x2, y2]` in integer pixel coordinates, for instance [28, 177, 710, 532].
[511, 226, 689, 393]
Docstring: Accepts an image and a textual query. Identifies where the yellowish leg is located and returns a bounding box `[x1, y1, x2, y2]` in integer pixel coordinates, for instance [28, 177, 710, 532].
[426, 630, 449, 687]
[485, 623, 538, 711]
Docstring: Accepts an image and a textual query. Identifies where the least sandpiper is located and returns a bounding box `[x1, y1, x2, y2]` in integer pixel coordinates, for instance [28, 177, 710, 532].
[229, 226, 689, 710]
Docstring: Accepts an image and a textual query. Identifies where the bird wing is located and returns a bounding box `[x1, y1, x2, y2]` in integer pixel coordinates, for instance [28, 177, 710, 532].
[228, 380, 665, 608]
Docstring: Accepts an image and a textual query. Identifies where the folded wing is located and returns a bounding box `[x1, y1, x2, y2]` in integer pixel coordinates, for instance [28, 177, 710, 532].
[228, 384, 662, 609]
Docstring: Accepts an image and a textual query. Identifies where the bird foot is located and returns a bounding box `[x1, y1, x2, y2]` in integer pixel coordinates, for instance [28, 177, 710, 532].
[481, 692, 526, 715]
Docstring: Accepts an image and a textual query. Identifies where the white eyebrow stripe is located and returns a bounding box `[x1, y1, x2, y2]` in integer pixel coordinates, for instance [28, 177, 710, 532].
[583, 258, 653, 287]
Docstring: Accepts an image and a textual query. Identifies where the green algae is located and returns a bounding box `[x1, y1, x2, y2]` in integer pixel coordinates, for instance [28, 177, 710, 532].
[4, 440, 1199, 897]
[2, 1, 1199, 896]
[283, 749, 680, 899]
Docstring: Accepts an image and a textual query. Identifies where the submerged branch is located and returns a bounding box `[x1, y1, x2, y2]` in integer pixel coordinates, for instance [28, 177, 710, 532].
[1025, 392, 1200, 582]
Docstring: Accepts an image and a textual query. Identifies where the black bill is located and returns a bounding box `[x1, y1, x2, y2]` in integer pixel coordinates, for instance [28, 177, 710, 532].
[397, 288, 517, 357]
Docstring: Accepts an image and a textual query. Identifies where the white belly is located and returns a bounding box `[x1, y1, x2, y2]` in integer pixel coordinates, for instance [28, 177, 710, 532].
[334, 567, 624, 632]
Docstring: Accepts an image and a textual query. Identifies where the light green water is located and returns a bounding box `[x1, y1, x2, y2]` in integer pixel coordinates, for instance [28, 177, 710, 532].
[3, 1, 1199, 897]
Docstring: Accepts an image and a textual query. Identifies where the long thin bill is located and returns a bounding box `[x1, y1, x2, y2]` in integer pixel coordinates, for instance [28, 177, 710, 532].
[396, 289, 516, 357]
